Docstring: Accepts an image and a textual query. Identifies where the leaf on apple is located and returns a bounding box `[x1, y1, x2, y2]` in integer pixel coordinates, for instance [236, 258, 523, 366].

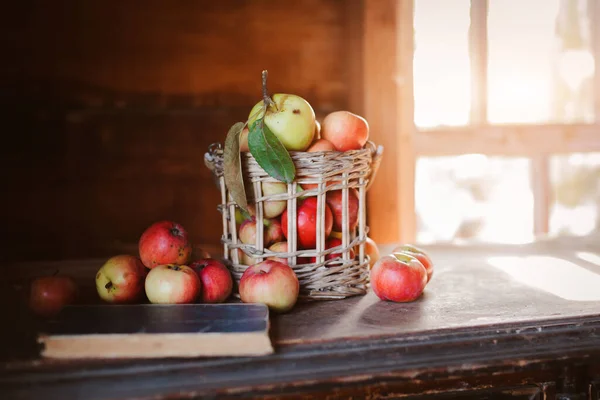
[224, 122, 248, 210]
[248, 118, 296, 183]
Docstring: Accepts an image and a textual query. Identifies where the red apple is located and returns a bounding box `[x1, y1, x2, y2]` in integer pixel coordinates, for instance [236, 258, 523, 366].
[231, 248, 256, 265]
[392, 244, 434, 282]
[311, 237, 355, 265]
[307, 138, 336, 152]
[95, 255, 147, 304]
[238, 260, 300, 313]
[281, 197, 333, 249]
[321, 111, 369, 152]
[370, 253, 427, 303]
[189, 259, 233, 303]
[326, 188, 359, 232]
[138, 221, 193, 269]
[144, 264, 201, 304]
[29, 274, 78, 317]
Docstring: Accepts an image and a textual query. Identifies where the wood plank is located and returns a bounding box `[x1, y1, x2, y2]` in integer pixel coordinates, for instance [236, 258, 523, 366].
[364, 0, 416, 244]
[1, 0, 349, 108]
[469, 0, 489, 124]
[590, 0, 600, 120]
[531, 156, 550, 236]
[414, 123, 600, 156]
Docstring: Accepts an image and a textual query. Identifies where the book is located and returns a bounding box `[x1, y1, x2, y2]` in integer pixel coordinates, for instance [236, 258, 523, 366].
[37, 303, 273, 359]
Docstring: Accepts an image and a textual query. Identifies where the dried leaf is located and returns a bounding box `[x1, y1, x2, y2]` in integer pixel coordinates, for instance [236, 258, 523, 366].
[223, 122, 248, 210]
[248, 118, 296, 183]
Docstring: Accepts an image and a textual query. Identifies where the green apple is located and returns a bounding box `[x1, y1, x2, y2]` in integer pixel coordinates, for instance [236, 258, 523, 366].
[248, 94, 316, 152]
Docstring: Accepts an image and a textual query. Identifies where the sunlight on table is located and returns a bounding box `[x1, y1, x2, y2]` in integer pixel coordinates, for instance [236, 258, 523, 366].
[487, 255, 600, 301]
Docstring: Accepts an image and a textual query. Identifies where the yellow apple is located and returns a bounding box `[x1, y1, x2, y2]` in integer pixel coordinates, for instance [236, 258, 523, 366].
[248, 94, 316, 152]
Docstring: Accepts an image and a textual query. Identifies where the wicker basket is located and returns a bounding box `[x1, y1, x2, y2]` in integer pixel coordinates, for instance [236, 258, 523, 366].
[204, 140, 383, 300]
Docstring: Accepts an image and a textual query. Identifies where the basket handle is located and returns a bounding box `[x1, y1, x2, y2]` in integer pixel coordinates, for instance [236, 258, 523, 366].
[365, 141, 384, 192]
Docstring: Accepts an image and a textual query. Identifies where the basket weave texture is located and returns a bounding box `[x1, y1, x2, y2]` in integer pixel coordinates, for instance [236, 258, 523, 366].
[205, 141, 383, 300]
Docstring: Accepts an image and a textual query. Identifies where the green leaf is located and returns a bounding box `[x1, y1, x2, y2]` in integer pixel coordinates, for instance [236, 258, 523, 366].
[223, 122, 248, 210]
[248, 118, 296, 183]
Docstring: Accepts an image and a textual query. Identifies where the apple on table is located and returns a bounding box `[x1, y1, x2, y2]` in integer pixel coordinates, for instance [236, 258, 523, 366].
[95, 254, 147, 304]
[138, 220, 193, 269]
[189, 258, 233, 304]
[239, 260, 300, 313]
[29, 274, 78, 317]
[370, 252, 428, 303]
[392, 244, 434, 283]
[144, 264, 201, 304]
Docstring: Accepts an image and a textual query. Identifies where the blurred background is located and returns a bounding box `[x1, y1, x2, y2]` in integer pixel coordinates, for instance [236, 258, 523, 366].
[1, 0, 599, 263]
[413, 0, 600, 245]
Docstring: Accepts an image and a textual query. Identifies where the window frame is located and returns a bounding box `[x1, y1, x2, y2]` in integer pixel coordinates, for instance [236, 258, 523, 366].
[364, 0, 600, 244]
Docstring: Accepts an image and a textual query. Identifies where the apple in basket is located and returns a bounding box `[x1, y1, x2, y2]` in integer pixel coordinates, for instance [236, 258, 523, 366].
[311, 238, 356, 265]
[239, 217, 284, 247]
[281, 197, 333, 249]
[247, 182, 288, 219]
[239, 260, 300, 313]
[248, 94, 316, 152]
[321, 111, 369, 152]
[138, 221, 193, 269]
[326, 188, 360, 232]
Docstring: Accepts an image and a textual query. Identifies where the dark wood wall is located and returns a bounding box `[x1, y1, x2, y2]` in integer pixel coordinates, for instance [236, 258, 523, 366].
[0, 0, 364, 263]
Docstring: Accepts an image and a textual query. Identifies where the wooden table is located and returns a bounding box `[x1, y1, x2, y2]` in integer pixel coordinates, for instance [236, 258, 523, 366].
[2, 235, 600, 399]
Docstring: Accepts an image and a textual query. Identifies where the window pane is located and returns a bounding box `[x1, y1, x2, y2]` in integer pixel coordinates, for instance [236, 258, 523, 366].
[488, 0, 595, 124]
[415, 155, 534, 244]
[550, 152, 600, 236]
[413, 0, 471, 128]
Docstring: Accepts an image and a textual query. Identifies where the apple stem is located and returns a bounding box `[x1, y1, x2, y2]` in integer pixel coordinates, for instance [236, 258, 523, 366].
[261, 70, 277, 111]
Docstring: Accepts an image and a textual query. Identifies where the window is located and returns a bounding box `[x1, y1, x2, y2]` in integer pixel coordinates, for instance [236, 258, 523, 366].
[409, 0, 600, 244]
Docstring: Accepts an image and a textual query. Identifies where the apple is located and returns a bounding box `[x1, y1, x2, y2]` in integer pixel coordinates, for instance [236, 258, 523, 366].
[392, 244, 434, 282]
[321, 111, 369, 152]
[363, 237, 381, 269]
[248, 94, 316, 151]
[326, 188, 359, 232]
[190, 259, 233, 303]
[95, 255, 147, 304]
[267, 241, 310, 265]
[281, 197, 333, 249]
[240, 127, 250, 152]
[138, 221, 192, 269]
[370, 253, 427, 303]
[311, 238, 355, 264]
[231, 248, 256, 265]
[144, 264, 201, 304]
[248, 181, 288, 219]
[239, 217, 283, 247]
[267, 241, 290, 264]
[238, 260, 300, 313]
[29, 274, 78, 317]
[307, 138, 336, 153]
